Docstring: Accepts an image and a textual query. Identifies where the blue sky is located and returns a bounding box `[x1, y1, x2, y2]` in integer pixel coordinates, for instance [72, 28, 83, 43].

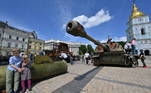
[0, 0, 151, 44]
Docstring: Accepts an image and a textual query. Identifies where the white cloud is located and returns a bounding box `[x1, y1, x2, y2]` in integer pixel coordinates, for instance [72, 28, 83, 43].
[100, 39, 108, 43]
[73, 15, 88, 24]
[62, 24, 66, 29]
[73, 9, 112, 28]
[113, 36, 127, 42]
[100, 36, 127, 43]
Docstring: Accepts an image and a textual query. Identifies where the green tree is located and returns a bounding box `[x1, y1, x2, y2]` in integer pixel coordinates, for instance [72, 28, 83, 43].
[87, 44, 94, 54]
[117, 41, 126, 48]
[79, 45, 87, 55]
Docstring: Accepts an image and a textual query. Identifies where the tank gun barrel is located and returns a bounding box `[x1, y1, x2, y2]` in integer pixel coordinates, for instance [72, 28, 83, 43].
[66, 21, 102, 46]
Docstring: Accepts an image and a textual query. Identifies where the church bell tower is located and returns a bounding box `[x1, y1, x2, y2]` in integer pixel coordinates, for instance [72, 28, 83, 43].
[126, 0, 151, 55]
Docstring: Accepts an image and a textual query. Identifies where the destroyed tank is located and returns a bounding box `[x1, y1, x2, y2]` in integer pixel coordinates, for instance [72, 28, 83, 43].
[66, 21, 137, 66]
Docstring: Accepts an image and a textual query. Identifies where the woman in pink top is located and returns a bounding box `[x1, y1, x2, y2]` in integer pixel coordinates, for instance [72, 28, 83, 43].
[131, 38, 136, 55]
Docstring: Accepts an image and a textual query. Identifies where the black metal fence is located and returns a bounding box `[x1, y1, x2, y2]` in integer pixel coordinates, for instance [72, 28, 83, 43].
[0, 56, 9, 65]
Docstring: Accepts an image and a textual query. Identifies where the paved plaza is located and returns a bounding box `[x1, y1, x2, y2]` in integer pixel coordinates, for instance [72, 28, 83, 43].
[28, 57, 151, 93]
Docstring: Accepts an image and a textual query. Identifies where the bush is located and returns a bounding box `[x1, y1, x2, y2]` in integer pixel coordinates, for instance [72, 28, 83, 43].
[0, 60, 67, 90]
[34, 55, 53, 64]
[0, 66, 7, 90]
[31, 60, 67, 80]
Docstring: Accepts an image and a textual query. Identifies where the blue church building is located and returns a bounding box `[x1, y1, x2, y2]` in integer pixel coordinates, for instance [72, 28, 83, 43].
[126, 3, 151, 55]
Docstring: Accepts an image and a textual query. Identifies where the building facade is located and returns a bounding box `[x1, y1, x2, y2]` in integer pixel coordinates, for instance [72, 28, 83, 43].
[28, 38, 44, 54]
[126, 3, 151, 54]
[68, 42, 82, 55]
[0, 21, 44, 56]
[44, 40, 61, 51]
[0, 22, 29, 56]
[44, 40, 84, 55]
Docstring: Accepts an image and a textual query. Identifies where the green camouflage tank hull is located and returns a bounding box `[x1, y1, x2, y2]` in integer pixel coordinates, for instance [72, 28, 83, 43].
[0, 61, 67, 90]
[92, 51, 128, 66]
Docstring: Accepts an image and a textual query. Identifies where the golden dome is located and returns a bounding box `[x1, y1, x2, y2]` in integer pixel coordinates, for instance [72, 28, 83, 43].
[131, 4, 144, 18]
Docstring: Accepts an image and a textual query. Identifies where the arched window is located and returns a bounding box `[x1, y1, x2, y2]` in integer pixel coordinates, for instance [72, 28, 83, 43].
[141, 28, 145, 35]
[144, 50, 150, 55]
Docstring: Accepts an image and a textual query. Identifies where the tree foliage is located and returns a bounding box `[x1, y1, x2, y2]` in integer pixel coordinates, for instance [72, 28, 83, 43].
[79, 45, 87, 55]
[87, 44, 94, 54]
[117, 41, 126, 48]
[79, 44, 94, 55]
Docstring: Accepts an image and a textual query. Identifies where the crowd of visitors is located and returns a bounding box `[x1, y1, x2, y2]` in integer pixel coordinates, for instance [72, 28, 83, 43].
[124, 38, 137, 55]
[124, 38, 147, 68]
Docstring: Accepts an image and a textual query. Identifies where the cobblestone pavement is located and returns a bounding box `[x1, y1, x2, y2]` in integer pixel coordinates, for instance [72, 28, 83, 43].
[27, 57, 151, 93]
[29, 63, 98, 93]
[81, 57, 151, 93]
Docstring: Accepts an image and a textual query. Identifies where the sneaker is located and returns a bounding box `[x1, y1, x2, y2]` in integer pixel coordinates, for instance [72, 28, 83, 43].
[143, 66, 148, 68]
[21, 89, 26, 93]
[28, 88, 32, 91]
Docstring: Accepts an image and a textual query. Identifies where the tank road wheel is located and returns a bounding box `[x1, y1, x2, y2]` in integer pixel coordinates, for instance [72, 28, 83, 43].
[125, 56, 133, 67]
[126, 55, 139, 67]
[131, 57, 138, 67]
[93, 57, 100, 66]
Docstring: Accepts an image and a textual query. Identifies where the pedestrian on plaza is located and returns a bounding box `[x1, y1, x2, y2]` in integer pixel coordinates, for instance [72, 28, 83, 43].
[124, 41, 132, 54]
[59, 51, 68, 62]
[20, 55, 32, 93]
[131, 38, 137, 55]
[66, 53, 71, 63]
[139, 49, 147, 68]
[6, 49, 22, 93]
[84, 52, 90, 64]
[68, 52, 74, 65]
[81, 55, 85, 63]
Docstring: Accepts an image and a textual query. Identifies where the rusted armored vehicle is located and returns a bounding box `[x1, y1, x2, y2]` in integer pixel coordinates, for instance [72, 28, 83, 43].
[66, 21, 138, 67]
[45, 42, 69, 60]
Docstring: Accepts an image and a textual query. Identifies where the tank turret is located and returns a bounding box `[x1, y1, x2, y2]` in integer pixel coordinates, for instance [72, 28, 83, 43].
[66, 21, 123, 52]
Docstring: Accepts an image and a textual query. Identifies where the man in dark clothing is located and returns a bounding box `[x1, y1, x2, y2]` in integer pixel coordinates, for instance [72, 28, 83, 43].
[140, 49, 147, 68]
